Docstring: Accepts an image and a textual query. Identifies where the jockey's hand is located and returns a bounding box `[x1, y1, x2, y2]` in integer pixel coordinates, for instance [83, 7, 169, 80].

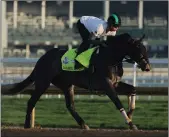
[100, 41, 108, 47]
[88, 40, 107, 47]
[88, 39, 102, 45]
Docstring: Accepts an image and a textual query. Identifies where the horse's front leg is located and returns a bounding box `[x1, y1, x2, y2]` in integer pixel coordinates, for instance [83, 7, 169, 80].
[63, 85, 90, 130]
[127, 94, 136, 120]
[102, 78, 138, 130]
[115, 82, 136, 120]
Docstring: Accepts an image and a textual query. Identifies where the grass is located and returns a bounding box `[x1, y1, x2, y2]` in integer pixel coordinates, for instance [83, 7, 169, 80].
[1, 95, 168, 130]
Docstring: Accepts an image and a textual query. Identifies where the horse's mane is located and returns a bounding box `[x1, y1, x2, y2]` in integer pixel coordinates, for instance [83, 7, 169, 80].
[106, 33, 131, 48]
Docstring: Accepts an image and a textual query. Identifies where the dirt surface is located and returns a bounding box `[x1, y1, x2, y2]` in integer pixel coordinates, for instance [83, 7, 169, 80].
[1, 127, 168, 137]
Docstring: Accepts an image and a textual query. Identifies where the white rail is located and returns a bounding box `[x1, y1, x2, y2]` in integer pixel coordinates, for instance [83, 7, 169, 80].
[1, 58, 168, 63]
[1, 58, 168, 87]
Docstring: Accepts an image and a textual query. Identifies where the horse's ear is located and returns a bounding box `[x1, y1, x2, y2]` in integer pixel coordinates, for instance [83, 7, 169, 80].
[139, 34, 145, 42]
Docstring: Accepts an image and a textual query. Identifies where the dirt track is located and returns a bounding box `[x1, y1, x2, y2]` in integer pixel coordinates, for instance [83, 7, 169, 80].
[1, 128, 168, 137]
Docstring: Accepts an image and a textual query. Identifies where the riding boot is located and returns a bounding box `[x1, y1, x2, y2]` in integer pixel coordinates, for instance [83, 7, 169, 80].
[87, 65, 94, 92]
[75, 41, 89, 69]
[74, 60, 82, 69]
[87, 64, 94, 74]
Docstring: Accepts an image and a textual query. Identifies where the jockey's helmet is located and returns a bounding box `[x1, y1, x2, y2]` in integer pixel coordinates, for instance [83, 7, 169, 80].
[107, 13, 121, 28]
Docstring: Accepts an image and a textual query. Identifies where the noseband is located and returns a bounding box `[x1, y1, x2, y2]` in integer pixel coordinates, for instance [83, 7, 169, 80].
[137, 54, 149, 69]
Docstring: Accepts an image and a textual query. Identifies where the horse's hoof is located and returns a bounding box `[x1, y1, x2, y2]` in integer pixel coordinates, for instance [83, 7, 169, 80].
[81, 124, 90, 130]
[35, 125, 42, 129]
[24, 126, 31, 129]
[130, 124, 138, 130]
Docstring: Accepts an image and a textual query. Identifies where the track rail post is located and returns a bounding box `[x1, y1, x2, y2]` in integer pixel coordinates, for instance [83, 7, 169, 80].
[31, 107, 35, 128]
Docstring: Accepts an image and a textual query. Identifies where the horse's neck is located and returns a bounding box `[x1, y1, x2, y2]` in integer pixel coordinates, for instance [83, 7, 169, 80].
[93, 46, 125, 78]
[96, 47, 112, 64]
[105, 34, 132, 65]
[99, 45, 125, 65]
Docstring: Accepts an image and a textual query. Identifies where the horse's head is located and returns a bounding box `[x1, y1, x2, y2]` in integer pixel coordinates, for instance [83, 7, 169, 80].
[106, 33, 151, 72]
[127, 34, 151, 71]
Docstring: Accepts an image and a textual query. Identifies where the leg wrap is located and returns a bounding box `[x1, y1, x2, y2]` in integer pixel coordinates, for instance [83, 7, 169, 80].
[120, 108, 131, 124]
[128, 95, 131, 111]
[128, 87, 136, 111]
[130, 93, 136, 110]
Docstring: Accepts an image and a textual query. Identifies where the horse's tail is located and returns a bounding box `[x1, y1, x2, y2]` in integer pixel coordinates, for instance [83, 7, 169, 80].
[3, 70, 35, 95]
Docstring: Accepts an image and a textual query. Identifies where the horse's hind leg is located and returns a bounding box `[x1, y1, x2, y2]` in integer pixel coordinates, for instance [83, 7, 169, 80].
[115, 81, 136, 120]
[63, 86, 89, 129]
[24, 81, 50, 128]
[52, 78, 89, 129]
[127, 94, 136, 120]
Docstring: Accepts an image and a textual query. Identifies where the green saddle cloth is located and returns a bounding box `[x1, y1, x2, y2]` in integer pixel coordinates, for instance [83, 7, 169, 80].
[61, 47, 98, 71]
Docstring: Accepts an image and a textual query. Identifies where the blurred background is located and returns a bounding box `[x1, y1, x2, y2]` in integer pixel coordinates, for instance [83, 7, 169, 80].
[1, 1, 168, 129]
[1, 1, 168, 58]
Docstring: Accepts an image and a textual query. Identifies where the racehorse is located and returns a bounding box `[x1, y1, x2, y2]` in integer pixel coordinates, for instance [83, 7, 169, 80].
[6, 33, 151, 130]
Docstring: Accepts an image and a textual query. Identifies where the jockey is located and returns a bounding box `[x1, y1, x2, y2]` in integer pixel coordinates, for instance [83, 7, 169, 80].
[75, 13, 121, 69]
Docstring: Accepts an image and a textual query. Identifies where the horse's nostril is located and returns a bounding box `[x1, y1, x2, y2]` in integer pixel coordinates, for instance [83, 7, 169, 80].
[145, 68, 150, 71]
[145, 64, 151, 71]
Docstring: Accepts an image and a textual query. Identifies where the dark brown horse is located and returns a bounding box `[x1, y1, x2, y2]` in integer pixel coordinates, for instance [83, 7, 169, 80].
[6, 33, 151, 130]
